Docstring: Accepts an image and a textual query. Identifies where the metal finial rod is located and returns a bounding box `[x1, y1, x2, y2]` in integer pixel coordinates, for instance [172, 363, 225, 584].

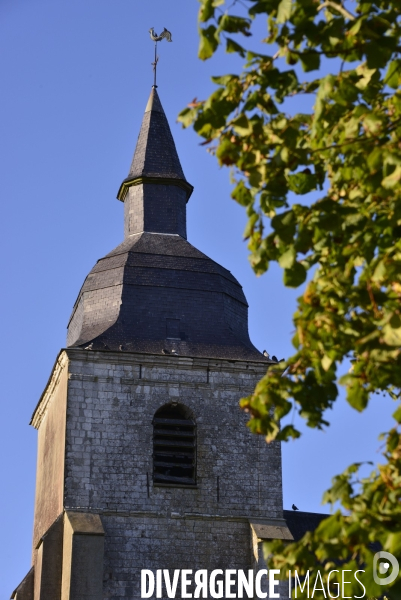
[152, 42, 159, 87]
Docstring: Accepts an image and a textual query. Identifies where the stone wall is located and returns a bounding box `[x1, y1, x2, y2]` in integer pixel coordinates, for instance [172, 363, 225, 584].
[31, 353, 68, 552]
[63, 349, 282, 519]
[29, 348, 285, 599]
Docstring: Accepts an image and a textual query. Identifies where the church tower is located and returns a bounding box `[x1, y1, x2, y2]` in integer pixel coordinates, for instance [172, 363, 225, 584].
[11, 86, 291, 600]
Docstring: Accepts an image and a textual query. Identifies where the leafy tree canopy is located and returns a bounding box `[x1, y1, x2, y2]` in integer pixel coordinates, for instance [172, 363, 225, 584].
[179, 0, 401, 596]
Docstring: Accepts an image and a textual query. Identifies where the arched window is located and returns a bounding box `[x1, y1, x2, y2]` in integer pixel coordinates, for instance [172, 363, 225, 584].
[153, 404, 196, 486]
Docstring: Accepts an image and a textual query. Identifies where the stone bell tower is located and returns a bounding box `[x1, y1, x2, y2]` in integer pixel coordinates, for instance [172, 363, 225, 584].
[11, 86, 291, 600]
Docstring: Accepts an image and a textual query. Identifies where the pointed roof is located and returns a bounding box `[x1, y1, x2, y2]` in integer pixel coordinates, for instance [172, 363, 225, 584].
[67, 86, 266, 362]
[117, 87, 193, 201]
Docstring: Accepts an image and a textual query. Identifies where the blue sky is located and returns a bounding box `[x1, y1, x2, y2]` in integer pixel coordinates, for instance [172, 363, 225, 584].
[0, 0, 395, 595]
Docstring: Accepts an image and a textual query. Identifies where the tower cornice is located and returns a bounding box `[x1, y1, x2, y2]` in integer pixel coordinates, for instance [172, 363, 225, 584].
[117, 175, 194, 203]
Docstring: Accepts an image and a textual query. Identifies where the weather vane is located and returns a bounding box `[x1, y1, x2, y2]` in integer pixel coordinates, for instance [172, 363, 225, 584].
[149, 27, 173, 87]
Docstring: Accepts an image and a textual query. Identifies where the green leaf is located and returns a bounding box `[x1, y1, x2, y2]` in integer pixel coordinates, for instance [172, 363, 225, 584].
[277, 0, 292, 23]
[199, 0, 215, 23]
[283, 262, 307, 287]
[216, 138, 239, 166]
[348, 16, 364, 37]
[230, 113, 251, 135]
[388, 532, 401, 556]
[367, 147, 382, 172]
[177, 107, 200, 129]
[347, 381, 369, 412]
[365, 41, 392, 69]
[384, 59, 401, 89]
[371, 260, 386, 282]
[382, 322, 401, 346]
[218, 14, 252, 35]
[382, 165, 401, 189]
[313, 75, 335, 124]
[277, 424, 301, 441]
[300, 52, 320, 72]
[278, 246, 296, 269]
[392, 405, 401, 424]
[321, 355, 333, 371]
[226, 37, 246, 57]
[198, 25, 219, 60]
[315, 514, 340, 538]
[231, 180, 253, 207]
[387, 429, 400, 453]
[355, 63, 377, 90]
[287, 172, 317, 195]
[272, 210, 296, 242]
[243, 213, 259, 239]
[363, 113, 382, 135]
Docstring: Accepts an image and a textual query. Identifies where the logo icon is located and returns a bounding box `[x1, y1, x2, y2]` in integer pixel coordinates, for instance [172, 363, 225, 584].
[373, 551, 399, 585]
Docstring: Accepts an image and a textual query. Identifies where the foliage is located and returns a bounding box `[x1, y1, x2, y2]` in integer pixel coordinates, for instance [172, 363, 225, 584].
[179, 0, 401, 596]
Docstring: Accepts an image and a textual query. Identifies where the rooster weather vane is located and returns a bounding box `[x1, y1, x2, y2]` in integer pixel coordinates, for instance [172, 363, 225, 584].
[149, 27, 172, 87]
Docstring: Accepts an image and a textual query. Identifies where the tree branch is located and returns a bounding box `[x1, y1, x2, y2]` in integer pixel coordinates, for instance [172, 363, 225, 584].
[317, 0, 356, 21]
[311, 117, 401, 154]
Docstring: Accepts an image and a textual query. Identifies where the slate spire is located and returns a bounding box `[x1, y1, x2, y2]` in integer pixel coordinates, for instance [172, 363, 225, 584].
[66, 86, 265, 361]
[117, 87, 193, 239]
[128, 87, 186, 181]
